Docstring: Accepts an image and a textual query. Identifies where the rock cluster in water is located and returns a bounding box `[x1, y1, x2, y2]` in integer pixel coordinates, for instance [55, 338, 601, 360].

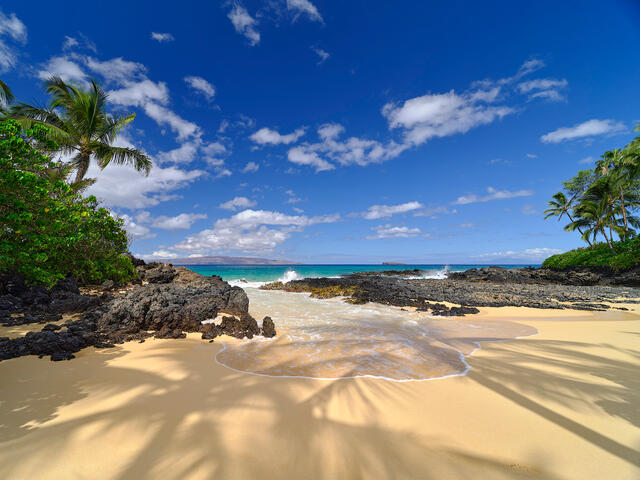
[0, 260, 276, 361]
[261, 266, 640, 314]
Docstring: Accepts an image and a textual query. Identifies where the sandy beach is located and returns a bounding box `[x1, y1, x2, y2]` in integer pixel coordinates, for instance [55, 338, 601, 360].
[1, 304, 639, 480]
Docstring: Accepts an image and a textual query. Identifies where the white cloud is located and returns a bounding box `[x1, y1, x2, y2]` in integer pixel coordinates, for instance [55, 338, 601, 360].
[518, 78, 567, 93]
[219, 196, 257, 210]
[367, 225, 422, 239]
[460, 223, 474, 228]
[541, 119, 626, 143]
[0, 9, 26, 72]
[287, 0, 323, 23]
[62, 36, 79, 50]
[143, 102, 201, 140]
[37, 56, 87, 84]
[84, 134, 204, 209]
[311, 46, 329, 64]
[184, 75, 215, 100]
[287, 146, 335, 172]
[228, 3, 260, 46]
[287, 123, 408, 171]
[362, 201, 423, 220]
[157, 141, 200, 164]
[108, 79, 169, 105]
[453, 187, 534, 205]
[173, 209, 339, 253]
[521, 205, 538, 215]
[85, 56, 147, 84]
[242, 161, 260, 173]
[474, 247, 562, 261]
[413, 205, 457, 217]
[383, 90, 514, 146]
[516, 59, 545, 78]
[285, 189, 302, 204]
[526, 153, 537, 159]
[117, 213, 155, 239]
[151, 32, 175, 42]
[151, 213, 207, 229]
[579, 156, 594, 165]
[250, 127, 306, 145]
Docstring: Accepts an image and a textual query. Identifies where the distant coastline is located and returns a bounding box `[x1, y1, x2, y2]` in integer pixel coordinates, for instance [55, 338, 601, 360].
[157, 255, 299, 265]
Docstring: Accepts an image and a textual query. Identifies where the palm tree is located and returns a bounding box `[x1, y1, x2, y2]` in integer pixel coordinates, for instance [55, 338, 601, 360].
[0, 79, 14, 111]
[544, 191, 591, 245]
[8, 76, 151, 184]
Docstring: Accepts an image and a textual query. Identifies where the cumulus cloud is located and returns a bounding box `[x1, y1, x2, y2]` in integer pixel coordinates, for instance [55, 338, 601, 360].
[173, 209, 339, 253]
[219, 196, 257, 210]
[453, 187, 534, 205]
[228, 2, 260, 46]
[541, 119, 626, 143]
[382, 90, 514, 146]
[151, 32, 174, 42]
[311, 46, 329, 64]
[84, 135, 204, 209]
[287, 123, 408, 172]
[117, 213, 155, 240]
[184, 75, 215, 100]
[413, 205, 457, 217]
[150, 213, 207, 229]
[367, 225, 422, 239]
[287, 0, 323, 23]
[361, 201, 424, 220]
[250, 127, 306, 145]
[242, 161, 260, 173]
[143, 102, 201, 140]
[0, 9, 27, 72]
[37, 56, 87, 84]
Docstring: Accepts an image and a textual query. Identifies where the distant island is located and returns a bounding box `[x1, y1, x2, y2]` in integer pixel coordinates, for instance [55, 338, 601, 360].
[156, 256, 300, 265]
[382, 262, 407, 265]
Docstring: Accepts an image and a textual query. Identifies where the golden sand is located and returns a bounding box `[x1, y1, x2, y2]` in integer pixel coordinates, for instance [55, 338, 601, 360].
[0, 303, 639, 479]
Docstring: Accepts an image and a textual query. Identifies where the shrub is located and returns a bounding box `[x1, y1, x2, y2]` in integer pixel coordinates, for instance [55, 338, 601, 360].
[0, 120, 136, 287]
[542, 235, 640, 270]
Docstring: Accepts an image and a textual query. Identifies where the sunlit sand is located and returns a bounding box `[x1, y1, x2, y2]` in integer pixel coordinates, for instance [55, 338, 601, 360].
[1, 293, 639, 479]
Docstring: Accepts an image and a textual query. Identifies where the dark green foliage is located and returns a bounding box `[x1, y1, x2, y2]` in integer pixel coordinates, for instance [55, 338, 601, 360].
[542, 235, 640, 270]
[544, 125, 640, 265]
[0, 120, 136, 287]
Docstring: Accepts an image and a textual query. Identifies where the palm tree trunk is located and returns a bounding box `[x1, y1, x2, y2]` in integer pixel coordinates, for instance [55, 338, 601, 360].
[619, 185, 628, 233]
[74, 153, 91, 184]
[602, 228, 615, 253]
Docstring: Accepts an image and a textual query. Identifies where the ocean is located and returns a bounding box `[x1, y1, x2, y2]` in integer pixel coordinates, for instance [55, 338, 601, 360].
[182, 264, 536, 286]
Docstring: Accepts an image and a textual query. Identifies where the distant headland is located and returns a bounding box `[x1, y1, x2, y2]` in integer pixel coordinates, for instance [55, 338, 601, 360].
[382, 262, 407, 265]
[154, 256, 299, 265]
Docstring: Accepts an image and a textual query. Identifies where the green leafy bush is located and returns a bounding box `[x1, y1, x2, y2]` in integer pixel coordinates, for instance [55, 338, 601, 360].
[0, 120, 136, 287]
[542, 235, 640, 270]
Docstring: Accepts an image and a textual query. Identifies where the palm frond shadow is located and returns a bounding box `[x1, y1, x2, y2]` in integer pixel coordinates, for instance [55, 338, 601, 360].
[0, 339, 568, 479]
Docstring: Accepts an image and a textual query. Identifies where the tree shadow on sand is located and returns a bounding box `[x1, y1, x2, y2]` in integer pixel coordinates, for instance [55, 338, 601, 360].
[465, 337, 640, 468]
[0, 339, 564, 480]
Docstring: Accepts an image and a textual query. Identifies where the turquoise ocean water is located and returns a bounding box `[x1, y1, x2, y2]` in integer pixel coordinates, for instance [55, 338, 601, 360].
[182, 264, 536, 284]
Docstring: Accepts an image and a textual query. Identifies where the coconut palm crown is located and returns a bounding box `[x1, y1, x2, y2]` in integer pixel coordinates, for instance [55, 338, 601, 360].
[8, 76, 151, 183]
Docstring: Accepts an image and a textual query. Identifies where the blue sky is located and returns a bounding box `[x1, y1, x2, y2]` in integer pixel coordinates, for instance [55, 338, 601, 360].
[2, 0, 639, 263]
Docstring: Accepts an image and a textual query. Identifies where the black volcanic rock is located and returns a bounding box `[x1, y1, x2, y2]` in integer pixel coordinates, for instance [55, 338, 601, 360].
[261, 316, 277, 337]
[0, 263, 277, 362]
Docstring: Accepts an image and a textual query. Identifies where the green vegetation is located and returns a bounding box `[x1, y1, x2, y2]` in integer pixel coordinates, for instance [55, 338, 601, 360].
[544, 127, 640, 268]
[0, 119, 136, 288]
[7, 76, 151, 183]
[542, 235, 640, 270]
[0, 76, 151, 288]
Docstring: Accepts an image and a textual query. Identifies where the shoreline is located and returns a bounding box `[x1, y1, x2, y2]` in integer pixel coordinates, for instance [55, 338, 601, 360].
[1, 303, 639, 479]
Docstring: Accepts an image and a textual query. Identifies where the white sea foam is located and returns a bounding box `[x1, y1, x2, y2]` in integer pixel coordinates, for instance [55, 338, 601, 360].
[278, 269, 301, 283]
[214, 286, 538, 381]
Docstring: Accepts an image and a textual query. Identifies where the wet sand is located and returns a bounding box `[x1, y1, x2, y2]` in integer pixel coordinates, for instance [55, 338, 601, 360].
[0, 305, 639, 479]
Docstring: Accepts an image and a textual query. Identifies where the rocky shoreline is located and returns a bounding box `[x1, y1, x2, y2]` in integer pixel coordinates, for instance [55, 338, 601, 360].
[0, 260, 276, 362]
[261, 266, 640, 316]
